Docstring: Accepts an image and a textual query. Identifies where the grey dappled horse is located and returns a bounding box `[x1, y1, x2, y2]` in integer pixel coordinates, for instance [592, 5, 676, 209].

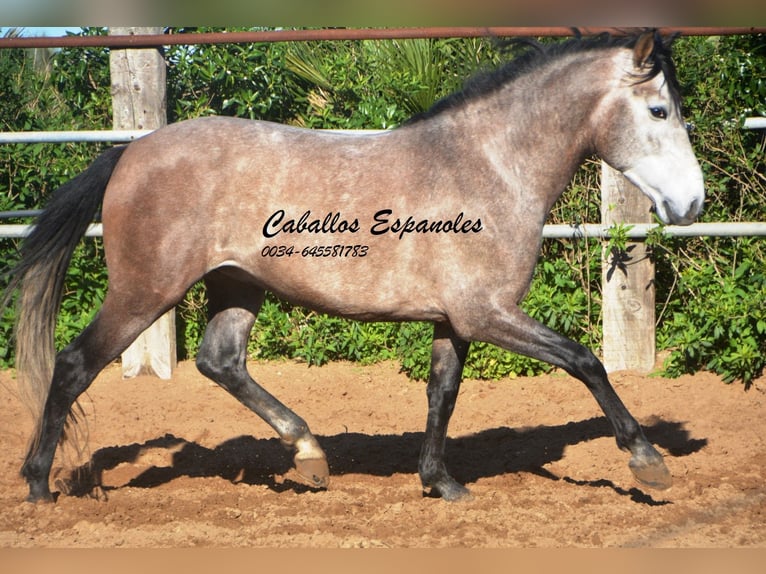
[3, 31, 704, 503]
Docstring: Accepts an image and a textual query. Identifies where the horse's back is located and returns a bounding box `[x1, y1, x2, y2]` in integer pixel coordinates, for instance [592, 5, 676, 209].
[99, 116, 478, 322]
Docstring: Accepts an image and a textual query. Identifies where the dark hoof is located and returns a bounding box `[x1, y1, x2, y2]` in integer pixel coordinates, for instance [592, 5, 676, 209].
[629, 455, 673, 490]
[424, 479, 473, 502]
[294, 456, 330, 489]
[26, 486, 55, 504]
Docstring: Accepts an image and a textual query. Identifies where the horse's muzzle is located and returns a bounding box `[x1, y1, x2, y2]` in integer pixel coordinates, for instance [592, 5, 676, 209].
[661, 196, 703, 226]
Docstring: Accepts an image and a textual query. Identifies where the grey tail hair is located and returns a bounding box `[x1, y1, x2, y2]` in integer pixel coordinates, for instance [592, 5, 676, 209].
[1, 145, 127, 465]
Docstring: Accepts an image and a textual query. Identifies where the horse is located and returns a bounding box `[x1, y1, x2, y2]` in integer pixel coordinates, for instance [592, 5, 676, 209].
[2, 30, 704, 503]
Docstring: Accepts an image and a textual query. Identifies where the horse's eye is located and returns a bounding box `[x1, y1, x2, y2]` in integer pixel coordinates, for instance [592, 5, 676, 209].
[650, 106, 668, 120]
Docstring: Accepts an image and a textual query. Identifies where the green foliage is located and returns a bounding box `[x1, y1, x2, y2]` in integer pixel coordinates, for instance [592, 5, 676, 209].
[55, 241, 108, 345]
[651, 34, 766, 386]
[250, 301, 401, 366]
[283, 37, 498, 129]
[0, 30, 764, 387]
[166, 27, 297, 122]
[283, 40, 406, 129]
[658, 250, 766, 387]
[393, 322, 433, 380]
[175, 282, 207, 361]
[524, 257, 600, 349]
[675, 35, 765, 224]
[0, 27, 111, 367]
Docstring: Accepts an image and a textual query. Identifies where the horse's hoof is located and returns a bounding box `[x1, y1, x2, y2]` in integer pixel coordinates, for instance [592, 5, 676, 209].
[441, 486, 473, 502]
[25, 486, 55, 504]
[629, 455, 673, 490]
[294, 456, 330, 489]
[425, 478, 473, 502]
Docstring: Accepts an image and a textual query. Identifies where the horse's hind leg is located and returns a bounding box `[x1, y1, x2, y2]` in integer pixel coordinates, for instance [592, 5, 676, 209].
[195, 270, 329, 489]
[419, 322, 471, 501]
[22, 295, 172, 502]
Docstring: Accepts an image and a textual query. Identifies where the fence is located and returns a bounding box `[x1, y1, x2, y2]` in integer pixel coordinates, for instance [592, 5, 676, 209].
[1, 27, 765, 376]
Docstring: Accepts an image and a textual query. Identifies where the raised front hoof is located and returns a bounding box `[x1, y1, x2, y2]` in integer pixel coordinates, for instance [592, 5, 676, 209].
[629, 455, 673, 491]
[294, 456, 330, 489]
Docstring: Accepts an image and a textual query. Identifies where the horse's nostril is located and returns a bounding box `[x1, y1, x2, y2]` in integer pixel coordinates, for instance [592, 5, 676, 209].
[664, 197, 702, 225]
[689, 198, 702, 217]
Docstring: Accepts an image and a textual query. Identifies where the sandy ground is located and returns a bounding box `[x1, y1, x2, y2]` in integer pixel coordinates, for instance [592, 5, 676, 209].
[0, 359, 764, 548]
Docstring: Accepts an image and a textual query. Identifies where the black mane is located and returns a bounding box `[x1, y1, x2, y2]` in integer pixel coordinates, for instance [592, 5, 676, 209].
[404, 30, 681, 125]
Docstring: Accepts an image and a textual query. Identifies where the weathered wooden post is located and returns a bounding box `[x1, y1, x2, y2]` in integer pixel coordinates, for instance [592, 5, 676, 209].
[600, 162, 656, 373]
[110, 27, 176, 379]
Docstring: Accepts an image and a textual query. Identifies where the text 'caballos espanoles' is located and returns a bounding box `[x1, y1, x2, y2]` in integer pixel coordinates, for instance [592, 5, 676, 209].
[262, 209, 483, 240]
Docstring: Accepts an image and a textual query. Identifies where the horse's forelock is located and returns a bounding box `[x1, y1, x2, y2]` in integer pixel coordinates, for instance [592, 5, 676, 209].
[628, 31, 683, 114]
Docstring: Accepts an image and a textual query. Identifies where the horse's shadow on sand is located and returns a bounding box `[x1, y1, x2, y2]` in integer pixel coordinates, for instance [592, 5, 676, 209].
[64, 417, 706, 506]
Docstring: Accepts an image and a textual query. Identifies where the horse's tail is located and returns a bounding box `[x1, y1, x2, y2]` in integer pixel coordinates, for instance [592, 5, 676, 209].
[1, 145, 127, 458]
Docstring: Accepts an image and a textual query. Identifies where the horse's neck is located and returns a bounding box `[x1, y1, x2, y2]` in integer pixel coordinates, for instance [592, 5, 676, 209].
[458, 53, 613, 207]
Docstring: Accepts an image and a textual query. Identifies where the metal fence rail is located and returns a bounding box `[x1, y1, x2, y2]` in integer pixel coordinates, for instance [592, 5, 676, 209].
[3, 222, 766, 240]
[0, 130, 152, 144]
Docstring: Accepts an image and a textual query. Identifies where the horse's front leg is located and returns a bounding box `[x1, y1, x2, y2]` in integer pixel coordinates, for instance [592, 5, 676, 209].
[418, 321, 471, 501]
[476, 306, 672, 491]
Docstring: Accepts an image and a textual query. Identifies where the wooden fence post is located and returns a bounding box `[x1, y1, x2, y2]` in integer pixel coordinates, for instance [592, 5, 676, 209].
[600, 162, 656, 373]
[109, 27, 176, 379]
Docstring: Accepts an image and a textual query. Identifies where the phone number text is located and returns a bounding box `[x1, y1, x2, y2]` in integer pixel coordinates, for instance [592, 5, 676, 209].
[261, 244, 369, 258]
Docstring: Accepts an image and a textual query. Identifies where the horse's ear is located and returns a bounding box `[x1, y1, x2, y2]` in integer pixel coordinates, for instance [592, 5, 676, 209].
[633, 31, 656, 69]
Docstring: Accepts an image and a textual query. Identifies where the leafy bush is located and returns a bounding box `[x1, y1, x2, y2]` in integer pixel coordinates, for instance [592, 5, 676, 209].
[0, 27, 111, 367]
[166, 28, 297, 123]
[659, 254, 766, 387]
[652, 34, 766, 386]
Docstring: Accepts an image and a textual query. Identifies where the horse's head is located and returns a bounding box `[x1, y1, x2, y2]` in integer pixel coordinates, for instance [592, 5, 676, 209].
[595, 31, 705, 225]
